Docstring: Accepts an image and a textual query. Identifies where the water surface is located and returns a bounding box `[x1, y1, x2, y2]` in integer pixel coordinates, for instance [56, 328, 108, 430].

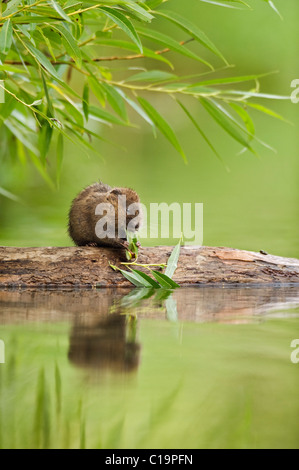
[0, 286, 298, 449]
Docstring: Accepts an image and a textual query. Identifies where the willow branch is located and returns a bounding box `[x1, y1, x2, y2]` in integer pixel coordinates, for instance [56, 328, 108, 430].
[4, 38, 195, 66]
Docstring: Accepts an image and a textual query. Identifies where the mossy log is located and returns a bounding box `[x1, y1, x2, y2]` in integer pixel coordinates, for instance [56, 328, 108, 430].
[0, 245, 299, 288]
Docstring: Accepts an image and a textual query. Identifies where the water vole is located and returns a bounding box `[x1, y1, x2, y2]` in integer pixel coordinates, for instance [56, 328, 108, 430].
[68, 182, 142, 248]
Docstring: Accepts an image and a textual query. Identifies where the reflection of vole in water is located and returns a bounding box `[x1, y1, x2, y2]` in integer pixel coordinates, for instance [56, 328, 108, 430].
[68, 182, 142, 248]
[68, 315, 141, 373]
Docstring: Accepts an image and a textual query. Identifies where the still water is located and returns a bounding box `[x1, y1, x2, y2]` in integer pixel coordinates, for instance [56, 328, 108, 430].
[0, 286, 298, 449]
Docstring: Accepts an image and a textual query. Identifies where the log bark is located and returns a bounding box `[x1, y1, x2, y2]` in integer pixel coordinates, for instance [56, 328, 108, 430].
[0, 245, 299, 288]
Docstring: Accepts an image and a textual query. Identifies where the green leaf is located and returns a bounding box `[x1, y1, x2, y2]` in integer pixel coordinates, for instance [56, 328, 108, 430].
[88, 77, 106, 107]
[245, 102, 288, 122]
[2, 0, 23, 17]
[56, 132, 63, 187]
[224, 90, 290, 100]
[188, 73, 270, 88]
[0, 64, 27, 73]
[198, 0, 246, 8]
[36, 26, 56, 62]
[99, 7, 143, 53]
[130, 269, 161, 288]
[263, 0, 282, 19]
[151, 270, 180, 289]
[4, 119, 39, 155]
[229, 102, 255, 141]
[199, 97, 254, 152]
[164, 240, 181, 279]
[136, 26, 213, 69]
[155, 9, 227, 63]
[82, 81, 89, 121]
[124, 2, 154, 22]
[101, 82, 128, 121]
[116, 88, 156, 133]
[177, 99, 226, 166]
[145, 0, 165, 8]
[59, 99, 84, 128]
[125, 70, 177, 83]
[118, 268, 148, 287]
[51, 24, 82, 68]
[0, 186, 20, 202]
[39, 122, 53, 163]
[0, 19, 13, 56]
[28, 150, 56, 190]
[138, 97, 187, 162]
[89, 105, 129, 126]
[51, 0, 72, 23]
[24, 41, 61, 80]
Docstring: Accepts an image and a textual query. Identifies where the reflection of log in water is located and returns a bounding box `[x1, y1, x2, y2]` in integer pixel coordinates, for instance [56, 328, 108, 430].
[0, 287, 298, 372]
[68, 314, 141, 372]
[0, 287, 299, 324]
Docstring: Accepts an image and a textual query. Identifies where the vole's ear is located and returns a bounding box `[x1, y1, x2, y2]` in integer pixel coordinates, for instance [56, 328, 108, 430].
[107, 187, 122, 196]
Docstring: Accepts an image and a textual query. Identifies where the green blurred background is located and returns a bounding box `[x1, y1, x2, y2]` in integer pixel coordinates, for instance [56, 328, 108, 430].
[0, 0, 298, 257]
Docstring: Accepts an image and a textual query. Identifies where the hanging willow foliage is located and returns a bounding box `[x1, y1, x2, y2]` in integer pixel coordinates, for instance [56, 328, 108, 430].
[0, 0, 287, 191]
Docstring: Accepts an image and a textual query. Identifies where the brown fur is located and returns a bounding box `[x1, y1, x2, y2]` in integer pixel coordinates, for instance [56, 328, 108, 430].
[68, 182, 142, 247]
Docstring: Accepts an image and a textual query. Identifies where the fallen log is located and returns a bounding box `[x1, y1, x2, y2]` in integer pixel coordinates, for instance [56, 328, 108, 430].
[0, 245, 299, 288]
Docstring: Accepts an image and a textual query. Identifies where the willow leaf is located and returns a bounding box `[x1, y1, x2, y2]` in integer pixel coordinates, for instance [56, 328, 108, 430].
[137, 26, 213, 69]
[155, 10, 227, 63]
[82, 81, 89, 121]
[51, 24, 82, 68]
[130, 269, 161, 288]
[200, 97, 255, 152]
[56, 132, 63, 187]
[164, 240, 181, 279]
[125, 70, 177, 83]
[51, 0, 72, 23]
[101, 82, 128, 121]
[138, 97, 187, 162]
[24, 41, 61, 80]
[0, 19, 13, 56]
[178, 99, 225, 165]
[99, 7, 143, 53]
[152, 271, 180, 289]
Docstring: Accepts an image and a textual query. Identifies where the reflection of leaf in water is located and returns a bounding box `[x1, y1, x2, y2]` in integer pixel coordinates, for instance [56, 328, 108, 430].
[119, 287, 156, 308]
[147, 381, 183, 438]
[55, 362, 61, 416]
[154, 288, 173, 302]
[110, 288, 179, 322]
[105, 417, 125, 449]
[165, 295, 178, 322]
[33, 367, 50, 449]
[134, 381, 183, 448]
[80, 416, 86, 449]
